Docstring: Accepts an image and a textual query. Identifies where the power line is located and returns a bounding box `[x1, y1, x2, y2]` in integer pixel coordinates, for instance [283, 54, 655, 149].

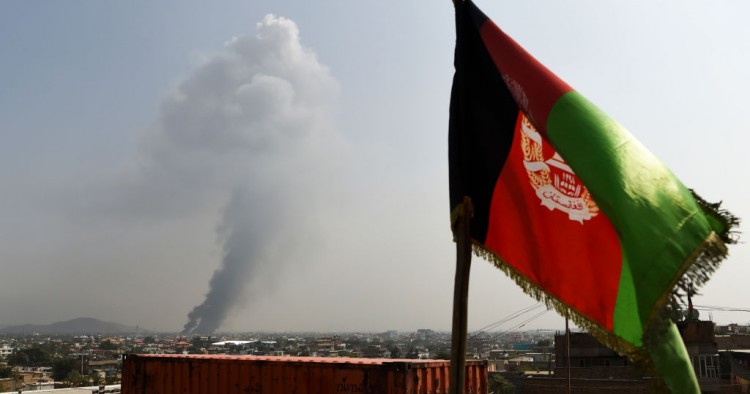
[694, 304, 750, 313]
[472, 302, 543, 334]
[495, 309, 549, 337]
[470, 303, 544, 338]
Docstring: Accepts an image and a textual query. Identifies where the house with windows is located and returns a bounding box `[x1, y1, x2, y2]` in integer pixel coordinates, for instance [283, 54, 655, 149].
[535, 310, 724, 393]
[0, 344, 13, 358]
[677, 314, 721, 390]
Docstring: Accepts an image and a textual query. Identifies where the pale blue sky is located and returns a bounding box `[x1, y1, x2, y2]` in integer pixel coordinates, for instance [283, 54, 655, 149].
[0, 1, 747, 333]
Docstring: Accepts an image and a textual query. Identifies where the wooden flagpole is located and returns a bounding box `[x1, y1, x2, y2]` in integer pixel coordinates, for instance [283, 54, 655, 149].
[566, 317, 571, 394]
[449, 197, 472, 394]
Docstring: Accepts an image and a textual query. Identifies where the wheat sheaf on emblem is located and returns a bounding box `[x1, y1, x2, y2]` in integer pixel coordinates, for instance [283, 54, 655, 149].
[519, 114, 599, 222]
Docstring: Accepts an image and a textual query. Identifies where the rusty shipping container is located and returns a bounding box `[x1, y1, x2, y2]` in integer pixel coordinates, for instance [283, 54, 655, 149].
[122, 354, 487, 394]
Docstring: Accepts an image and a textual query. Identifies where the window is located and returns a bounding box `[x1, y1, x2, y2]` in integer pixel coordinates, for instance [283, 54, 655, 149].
[693, 355, 719, 378]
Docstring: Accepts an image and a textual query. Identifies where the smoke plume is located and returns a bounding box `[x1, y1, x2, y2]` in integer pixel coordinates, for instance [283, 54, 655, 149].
[134, 14, 341, 334]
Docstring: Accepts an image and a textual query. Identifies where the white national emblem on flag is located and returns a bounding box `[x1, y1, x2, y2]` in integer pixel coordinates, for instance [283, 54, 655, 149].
[519, 114, 599, 223]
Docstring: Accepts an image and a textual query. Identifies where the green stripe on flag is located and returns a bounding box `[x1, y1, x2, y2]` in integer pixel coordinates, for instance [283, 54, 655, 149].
[648, 322, 701, 393]
[611, 258, 642, 346]
[545, 91, 715, 344]
[545, 91, 713, 392]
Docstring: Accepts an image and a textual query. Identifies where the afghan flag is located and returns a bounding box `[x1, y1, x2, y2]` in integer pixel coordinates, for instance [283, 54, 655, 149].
[449, 1, 737, 391]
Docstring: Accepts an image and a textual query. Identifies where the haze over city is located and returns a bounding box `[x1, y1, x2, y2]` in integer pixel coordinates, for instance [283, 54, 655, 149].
[1, 1, 748, 334]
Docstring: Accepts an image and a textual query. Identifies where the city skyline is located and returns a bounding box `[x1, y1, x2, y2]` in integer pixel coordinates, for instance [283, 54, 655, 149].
[1, 1, 748, 333]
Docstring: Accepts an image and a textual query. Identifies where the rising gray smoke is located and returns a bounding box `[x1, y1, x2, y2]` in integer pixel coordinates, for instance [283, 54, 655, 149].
[135, 14, 342, 335]
[183, 186, 288, 334]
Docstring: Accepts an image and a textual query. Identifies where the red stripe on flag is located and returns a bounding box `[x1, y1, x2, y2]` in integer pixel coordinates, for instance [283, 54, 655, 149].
[479, 21, 572, 135]
[484, 112, 622, 329]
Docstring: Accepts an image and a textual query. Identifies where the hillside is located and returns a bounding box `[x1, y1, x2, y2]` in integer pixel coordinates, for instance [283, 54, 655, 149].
[0, 317, 139, 334]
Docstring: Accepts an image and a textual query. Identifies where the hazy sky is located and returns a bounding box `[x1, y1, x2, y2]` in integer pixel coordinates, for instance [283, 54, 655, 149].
[1, 1, 748, 333]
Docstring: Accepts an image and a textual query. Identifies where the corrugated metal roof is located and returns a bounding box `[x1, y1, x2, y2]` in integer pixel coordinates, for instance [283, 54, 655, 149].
[0, 386, 120, 394]
[128, 353, 486, 366]
[122, 354, 488, 393]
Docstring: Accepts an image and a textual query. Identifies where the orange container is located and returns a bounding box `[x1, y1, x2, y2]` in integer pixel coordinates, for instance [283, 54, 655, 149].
[122, 354, 487, 394]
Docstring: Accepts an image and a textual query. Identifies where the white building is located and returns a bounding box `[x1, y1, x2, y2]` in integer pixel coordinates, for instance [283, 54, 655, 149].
[0, 344, 13, 358]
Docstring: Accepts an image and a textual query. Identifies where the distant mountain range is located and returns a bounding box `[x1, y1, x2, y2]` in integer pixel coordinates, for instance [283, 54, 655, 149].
[0, 317, 139, 335]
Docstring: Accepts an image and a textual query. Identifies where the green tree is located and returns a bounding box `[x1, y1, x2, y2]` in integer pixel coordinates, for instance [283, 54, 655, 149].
[536, 339, 551, 347]
[187, 345, 202, 354]
[26, 347, 52, 365]
[433, 351, 450, 360]
[488, 374, 514, 394]
[7, 352, 29, 366]
[65, 370, 90, 387]
[53, 358, 80, 382]
[8, 347, 51, 367]
[0, 365, 14, 379]
[390, 346, 402, 359]
[99, 340, 119, 350]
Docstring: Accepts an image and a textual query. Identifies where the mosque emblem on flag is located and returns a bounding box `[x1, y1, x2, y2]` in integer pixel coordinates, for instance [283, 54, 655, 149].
[519, 114, 599, 223]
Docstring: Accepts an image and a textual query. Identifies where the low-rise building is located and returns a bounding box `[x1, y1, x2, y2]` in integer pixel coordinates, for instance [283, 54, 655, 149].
[0, 344, 13, 358]
[0, 377, 18, 392]
[677, 317, 721, 390]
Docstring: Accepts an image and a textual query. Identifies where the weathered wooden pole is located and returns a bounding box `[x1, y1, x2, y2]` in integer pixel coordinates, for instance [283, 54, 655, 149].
[449, 197, 472, 394]
[566, 317, 571, 394]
